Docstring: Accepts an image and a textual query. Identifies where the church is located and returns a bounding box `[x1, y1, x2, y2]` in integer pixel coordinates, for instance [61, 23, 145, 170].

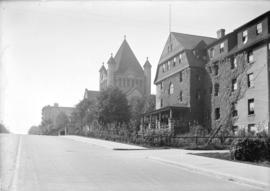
[84, 37, 152, 101]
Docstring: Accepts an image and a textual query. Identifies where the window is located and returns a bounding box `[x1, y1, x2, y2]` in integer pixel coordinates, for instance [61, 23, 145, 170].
[231, 57, 237, 69]
[179, 54, 183, 63]
[242, 30, 248, 44]
[132, 79, 134, 87]
[168, 83, 174, 95]
[247, 73, 254, 88]
[248, 98, 255, 115]
[232, 102, 238, 117]
[248, 124, 256, 135]
[123, 78, 126, 87]
[160, 82, 163, 90]
[232, 126, 238, 135]
[256, 23, 262, 35]
[215, 108, 220, 120]
[179, 91, 183, 102]
[232, 78, 237, 92]
[173, 57, 176, 67]
[214, 83, 219, 96]
[213, 63, 219, 76]
[160, 98, 163, 107]
[247, 51, 254, 63]
[162, 64, 166, 72]
[220, 42, 224, 53]
[209, 48, 214, 58]
[179, 71, 183, 82]
[196, 90, 201, 100]
[127, 79, 130, 86]
[167, 61, 171, 70]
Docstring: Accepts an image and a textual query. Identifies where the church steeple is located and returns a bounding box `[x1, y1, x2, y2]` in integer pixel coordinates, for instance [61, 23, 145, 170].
[107, 54, 116, 87]
[144, 57, 152, 96]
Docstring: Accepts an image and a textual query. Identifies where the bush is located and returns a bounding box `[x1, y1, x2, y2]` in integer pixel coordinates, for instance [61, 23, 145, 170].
[230, 138, 269, 162]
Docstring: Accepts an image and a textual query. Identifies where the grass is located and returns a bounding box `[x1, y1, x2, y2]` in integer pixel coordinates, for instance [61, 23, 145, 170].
[191, 152, 270, 168]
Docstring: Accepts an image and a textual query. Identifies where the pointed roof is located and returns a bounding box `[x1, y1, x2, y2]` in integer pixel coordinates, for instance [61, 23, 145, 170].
[99, 63, 107, 73]
[107, 54, 116, 65]
[143, 57, 151, 68]
[171, 32, 216, 49]
[113, 39, 144, 77]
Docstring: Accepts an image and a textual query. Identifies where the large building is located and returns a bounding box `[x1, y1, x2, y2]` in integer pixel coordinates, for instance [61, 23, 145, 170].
[142, 11, 270, 135]
[42, 103, 74, 123]
[84, 37, 152, 101]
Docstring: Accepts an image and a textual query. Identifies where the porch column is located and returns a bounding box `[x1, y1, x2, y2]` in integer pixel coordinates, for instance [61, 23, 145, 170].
[158, 113, 161, 129]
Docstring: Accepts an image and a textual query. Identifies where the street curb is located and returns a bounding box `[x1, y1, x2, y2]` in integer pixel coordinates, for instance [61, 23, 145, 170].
[148, 156, 269, 190]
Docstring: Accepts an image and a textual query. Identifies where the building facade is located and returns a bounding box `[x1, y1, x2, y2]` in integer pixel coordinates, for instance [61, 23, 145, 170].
[84, 38, 152, 101]
[142, 11, 270, 135]
[42, 103, 74, 123]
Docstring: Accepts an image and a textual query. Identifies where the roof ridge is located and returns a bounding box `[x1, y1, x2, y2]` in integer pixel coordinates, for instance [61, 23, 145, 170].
[171, 31, 216, 40]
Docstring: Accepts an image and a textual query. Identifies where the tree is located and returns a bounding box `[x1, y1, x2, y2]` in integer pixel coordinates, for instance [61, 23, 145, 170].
[68, 99, 97, 134]
[97, 87, 130, 124]
[0, 123, 9, 133]
[55, 112, 69, 131]
[28, 126, 42, 135]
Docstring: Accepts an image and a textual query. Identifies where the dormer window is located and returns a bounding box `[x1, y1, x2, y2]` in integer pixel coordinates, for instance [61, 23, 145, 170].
[256, 23, 262, 35]
[173, 57, 176, 67]
[220, 42, 224, 53]
[242, 30, 248, 44]
[162, 64, 166, 72]
[167, 61, 171, 70]
[179, 54, 183, 63]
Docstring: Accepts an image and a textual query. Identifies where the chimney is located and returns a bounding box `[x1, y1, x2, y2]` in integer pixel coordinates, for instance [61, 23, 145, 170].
[217, 29, 225, 39]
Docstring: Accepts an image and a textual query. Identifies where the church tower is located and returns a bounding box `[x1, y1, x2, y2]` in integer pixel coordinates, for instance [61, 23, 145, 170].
[99, 62, 107, 91]
[143, 57, 152, 96]
[107, 54, 116, 87]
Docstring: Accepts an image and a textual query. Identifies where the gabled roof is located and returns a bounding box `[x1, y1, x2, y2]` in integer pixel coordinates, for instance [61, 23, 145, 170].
[158, 32, 216, 64]
[84, 89, 99, 101]
[113, 39, 144, 77]
[172, 32, 216, 49]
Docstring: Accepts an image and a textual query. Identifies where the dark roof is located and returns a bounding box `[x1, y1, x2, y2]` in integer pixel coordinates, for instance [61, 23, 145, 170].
[207, 11, 270, 48]
[84, 89, 99, 101]
[113, 39, 144, 77]
[172, 32, 216, 49]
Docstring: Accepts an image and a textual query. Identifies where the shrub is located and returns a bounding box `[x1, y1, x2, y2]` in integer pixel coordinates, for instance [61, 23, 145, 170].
[230, 138, 268, 162]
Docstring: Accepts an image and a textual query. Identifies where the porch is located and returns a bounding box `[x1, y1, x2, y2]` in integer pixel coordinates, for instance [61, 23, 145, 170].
[140, 106, 190, 135]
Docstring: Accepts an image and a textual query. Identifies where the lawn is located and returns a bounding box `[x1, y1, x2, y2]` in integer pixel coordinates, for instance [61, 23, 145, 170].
[191, 152, 270, 168]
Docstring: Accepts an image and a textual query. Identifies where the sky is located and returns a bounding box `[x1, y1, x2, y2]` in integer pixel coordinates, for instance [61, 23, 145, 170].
[0, 0, 269, 134]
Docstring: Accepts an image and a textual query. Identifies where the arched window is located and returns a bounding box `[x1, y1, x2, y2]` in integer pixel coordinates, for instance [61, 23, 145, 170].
[168, 82, 174, 95]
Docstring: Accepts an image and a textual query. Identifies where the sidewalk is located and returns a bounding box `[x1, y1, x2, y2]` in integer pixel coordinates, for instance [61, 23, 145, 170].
[65, 136, 270, 190]
[65, 135, 146, 150]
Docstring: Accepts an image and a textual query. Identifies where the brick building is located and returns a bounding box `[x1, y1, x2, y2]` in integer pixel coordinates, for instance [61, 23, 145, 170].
[141, 11, 270, 135]
[84, 37, 152, 101]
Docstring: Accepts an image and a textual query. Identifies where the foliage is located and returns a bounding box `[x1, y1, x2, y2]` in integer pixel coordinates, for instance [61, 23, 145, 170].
[28, 125, 42, 135]
[97, 87, 130, 124]
[68, 99, 97, 135]
[207, 52, 252, 142]
[230, 138, 269, 162]
[0, 123, 9, 133]
[55, 112, 69, 130]
[39, 119, 54, 135]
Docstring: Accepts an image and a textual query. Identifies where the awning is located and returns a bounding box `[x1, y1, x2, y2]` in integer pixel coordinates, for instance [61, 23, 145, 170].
[142, 106, 190, 116]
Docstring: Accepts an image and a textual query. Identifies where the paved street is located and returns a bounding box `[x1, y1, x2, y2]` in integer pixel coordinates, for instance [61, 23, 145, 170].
[0, 134, 265, 191]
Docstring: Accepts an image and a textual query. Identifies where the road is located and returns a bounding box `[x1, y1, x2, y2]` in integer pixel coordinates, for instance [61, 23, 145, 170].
[0, 134, 263, 191]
